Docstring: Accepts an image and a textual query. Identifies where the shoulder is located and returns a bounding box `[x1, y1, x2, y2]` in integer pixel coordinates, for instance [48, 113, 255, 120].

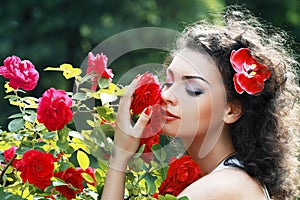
[177, 168, 266, 200]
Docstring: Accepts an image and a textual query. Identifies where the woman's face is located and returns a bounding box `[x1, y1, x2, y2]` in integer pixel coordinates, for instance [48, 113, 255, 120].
[161, 48, 227, 143]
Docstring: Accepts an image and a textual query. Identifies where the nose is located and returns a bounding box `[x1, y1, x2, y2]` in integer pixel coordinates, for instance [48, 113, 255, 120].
[161, 87, 177, 106]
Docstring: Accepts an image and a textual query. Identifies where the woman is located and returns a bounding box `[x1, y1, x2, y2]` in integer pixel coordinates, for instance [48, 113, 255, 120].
[101, 6, 300, 200]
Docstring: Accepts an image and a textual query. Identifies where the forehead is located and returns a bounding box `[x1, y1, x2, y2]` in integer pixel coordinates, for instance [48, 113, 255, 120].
[168, 48, 222, 82]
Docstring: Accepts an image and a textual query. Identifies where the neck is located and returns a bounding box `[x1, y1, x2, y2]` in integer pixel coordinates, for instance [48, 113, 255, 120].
[184, 128, 235, 175]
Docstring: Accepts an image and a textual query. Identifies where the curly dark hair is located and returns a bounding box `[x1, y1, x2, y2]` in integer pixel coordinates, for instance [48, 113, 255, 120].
[176, 6, 300, 200]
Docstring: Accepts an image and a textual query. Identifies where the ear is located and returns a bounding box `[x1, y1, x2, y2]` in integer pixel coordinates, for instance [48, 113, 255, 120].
[223, 101, 243, 124]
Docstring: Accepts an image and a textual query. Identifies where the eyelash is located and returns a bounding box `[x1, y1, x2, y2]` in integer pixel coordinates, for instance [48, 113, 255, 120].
[185, 89, 203, 96]
[163, 82, 203, 97]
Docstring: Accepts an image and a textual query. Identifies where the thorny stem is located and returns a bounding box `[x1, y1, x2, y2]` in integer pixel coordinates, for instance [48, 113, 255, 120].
[0, 154, 17, 186]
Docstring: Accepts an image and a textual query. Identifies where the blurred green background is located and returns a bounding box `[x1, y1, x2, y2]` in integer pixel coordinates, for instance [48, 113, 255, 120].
[0, 0, 299, 128]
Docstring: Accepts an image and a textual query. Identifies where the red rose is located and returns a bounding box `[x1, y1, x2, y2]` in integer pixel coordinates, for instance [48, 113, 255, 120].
[54, 167, 85, 200]
[86, 52, 114, 91]
[230, 48, 271, 95]
[17, 150, 55, 190]
[3, 146, 17, 163]
[140, 132, 160, 163]
[0, 55, 39, 91]
[12, 158, 24, 171]
[157, 155, 202, 196]
[130, 72, 162, 114]
[37, 88, 73, 131]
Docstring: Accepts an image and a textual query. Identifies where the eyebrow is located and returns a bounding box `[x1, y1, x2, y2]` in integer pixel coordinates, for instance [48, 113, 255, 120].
[182, 75, 210, 85]
[167, 68, 210, 85]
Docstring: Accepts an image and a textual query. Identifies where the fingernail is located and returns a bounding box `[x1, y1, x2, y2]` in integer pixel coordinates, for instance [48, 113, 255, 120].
[144, 106, 152, 115]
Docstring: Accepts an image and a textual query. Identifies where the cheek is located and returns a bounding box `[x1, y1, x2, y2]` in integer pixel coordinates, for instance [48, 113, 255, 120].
[179, 90, 226, 139]
[177, 95, 212, 138]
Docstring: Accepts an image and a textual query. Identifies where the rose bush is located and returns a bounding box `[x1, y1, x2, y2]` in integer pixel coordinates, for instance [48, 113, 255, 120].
[0, 53, 192, 200]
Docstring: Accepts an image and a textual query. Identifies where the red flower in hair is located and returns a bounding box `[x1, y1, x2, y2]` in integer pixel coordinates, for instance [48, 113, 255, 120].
[230, 48, 271, 95]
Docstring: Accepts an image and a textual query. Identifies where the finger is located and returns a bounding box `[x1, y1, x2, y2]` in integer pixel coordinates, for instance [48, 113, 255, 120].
[117, 76, 141, 121]
[132, 106, 153, 138]
[123, 75, 141, 99]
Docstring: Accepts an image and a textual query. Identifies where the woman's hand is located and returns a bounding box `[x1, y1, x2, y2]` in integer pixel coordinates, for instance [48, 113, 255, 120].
[110, 76, 152, 171]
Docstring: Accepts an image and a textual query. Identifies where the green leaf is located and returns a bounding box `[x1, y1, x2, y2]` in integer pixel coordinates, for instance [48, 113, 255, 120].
[8, 118, 24, 132]
[16, 145, 31, 155]
[98, 77, 110, 89]
[56, 140, 69, 151]
[52, 178, 68, 186]
[152, 144, 167, 162]
[42, 132, 57, 139]
[95, 105, 116, 123]
[158, 196, 166, 200]
[178, 196, 189, 200]
[23, 114, 36, 123]
[165, 194, 177, 200]
[72, 92, 86, 100]
[134, 144, 145, 159]
[94, 170, 102, 183]
[82, 172, 94, 183]
[0, 187, 25, 200]
[68, 131, 84, 140]
[58, 127, 69, 141]
[100, 124, 115, 137]
[128, 157, 144, 172]
[77, 150, 90, 170]
[144, 173, 157, 194]
[159, 165, 169, 181]
[8, 113, 24, 119]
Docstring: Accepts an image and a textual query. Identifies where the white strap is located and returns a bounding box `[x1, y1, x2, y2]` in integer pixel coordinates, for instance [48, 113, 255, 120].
[262, 184, 271, 200]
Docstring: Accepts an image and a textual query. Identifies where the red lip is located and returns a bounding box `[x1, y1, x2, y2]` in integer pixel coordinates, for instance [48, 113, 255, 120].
[163, 110, 180, 122]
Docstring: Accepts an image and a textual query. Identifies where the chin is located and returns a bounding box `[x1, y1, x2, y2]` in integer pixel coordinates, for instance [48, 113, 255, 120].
[161, 126, 178, 137]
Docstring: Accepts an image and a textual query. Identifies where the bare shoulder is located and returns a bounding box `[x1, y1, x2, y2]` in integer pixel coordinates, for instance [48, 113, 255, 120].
[177, 168, 267, 200]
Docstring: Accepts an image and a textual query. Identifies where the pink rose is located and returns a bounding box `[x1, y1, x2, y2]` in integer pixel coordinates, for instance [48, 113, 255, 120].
[3, 146, 17, 163]
[0, 55, 39, 91]
[37, 88, 73, 131]
[86, 52, 114, 91]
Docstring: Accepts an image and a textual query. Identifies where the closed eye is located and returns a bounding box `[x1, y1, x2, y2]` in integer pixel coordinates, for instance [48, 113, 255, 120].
[185, 88, 203, 96]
